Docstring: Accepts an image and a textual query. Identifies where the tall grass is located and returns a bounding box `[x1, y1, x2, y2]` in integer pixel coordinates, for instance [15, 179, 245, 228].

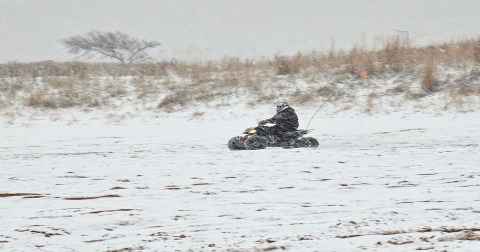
[1, 36, 479, 113]
[421, 49, 439, 93]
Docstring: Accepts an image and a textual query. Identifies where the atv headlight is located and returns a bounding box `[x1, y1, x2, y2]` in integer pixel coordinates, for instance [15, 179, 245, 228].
[248, 129, 257, 134]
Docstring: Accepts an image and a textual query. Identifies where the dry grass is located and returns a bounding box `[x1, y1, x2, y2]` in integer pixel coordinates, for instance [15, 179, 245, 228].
[0, 36, 479, 114]
[421, 50, 439, 93]
[365, 92, 379, 113]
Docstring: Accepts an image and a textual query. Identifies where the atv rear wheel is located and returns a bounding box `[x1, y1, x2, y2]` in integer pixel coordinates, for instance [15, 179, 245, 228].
[244, 135, 268, 150]
[228, 136, 245, 150]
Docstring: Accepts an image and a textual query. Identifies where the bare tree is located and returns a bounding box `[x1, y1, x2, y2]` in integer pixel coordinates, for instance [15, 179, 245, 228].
[61, 31, 160, 64]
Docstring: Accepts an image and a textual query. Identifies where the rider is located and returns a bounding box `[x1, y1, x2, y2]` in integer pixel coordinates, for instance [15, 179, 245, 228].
[259, 101, 299, 142]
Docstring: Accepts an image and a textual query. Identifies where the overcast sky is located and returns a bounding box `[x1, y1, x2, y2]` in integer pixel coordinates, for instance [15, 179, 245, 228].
[1, 0, 479, 63]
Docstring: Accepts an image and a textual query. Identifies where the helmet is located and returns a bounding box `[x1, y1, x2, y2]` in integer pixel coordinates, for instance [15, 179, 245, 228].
[274, 101, 289, 112]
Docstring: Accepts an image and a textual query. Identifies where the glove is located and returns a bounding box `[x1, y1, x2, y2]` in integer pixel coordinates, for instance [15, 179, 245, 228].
[258, 119, 271, 125]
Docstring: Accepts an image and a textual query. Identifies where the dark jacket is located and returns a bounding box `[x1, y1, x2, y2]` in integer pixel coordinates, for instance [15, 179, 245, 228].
[265, 107, 299, 132]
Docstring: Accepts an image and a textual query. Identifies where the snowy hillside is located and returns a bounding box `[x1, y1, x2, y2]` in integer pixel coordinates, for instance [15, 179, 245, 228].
[2, 35, 480, 123]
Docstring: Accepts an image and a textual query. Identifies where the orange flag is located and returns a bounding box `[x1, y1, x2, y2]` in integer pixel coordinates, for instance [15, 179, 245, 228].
[360, 71, 368, 78]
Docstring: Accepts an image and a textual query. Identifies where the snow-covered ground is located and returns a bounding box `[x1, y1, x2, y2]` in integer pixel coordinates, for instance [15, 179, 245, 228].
[1, 108, 479, 251]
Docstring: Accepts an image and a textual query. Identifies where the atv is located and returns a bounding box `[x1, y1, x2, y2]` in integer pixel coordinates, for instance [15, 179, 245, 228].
[228, 125, 319, 150]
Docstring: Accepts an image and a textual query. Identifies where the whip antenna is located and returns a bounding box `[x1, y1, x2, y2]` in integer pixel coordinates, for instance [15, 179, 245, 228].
[305, 71, 367, 130]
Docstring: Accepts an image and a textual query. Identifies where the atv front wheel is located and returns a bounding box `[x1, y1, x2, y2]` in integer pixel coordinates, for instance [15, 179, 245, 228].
[228, 136, 245, 150]
[244, 135, 268, 150]
[296, 137, 319, 148]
